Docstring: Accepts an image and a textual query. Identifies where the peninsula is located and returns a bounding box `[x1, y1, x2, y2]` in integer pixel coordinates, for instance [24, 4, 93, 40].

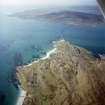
[17, 40, 105, 105]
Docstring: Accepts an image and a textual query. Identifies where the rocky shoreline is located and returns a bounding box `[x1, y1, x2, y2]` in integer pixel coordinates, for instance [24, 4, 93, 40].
[17, 40, 105, 105]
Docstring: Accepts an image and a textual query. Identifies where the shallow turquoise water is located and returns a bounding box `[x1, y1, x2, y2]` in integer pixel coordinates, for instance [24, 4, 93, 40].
[0, 6, 105, 105]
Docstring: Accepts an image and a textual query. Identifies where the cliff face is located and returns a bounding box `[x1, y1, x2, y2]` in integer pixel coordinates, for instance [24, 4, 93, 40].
[17, 40, 105, 105]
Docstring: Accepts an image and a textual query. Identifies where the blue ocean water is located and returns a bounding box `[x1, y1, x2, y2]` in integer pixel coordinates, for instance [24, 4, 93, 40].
[0, 6, 105, 105]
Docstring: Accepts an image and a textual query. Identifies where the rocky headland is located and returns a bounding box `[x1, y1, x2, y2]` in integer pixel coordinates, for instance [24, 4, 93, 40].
[17, 40, 105, 105]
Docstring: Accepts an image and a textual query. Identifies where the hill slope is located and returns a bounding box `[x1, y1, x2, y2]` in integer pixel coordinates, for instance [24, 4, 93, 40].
[17, 40, 105, 105]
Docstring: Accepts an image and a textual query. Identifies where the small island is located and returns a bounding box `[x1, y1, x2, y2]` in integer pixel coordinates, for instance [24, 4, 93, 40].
[16, 40, 105, 105]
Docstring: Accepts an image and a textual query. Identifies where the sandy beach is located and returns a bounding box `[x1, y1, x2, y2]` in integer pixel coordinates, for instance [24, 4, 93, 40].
[16, 88, 26, 105]
[41, 48, 56, 60]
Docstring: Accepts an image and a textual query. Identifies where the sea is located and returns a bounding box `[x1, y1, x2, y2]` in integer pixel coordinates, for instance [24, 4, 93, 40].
[0, 5, 105, 105]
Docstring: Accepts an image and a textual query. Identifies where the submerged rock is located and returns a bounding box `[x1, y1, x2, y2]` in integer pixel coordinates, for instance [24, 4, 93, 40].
[17, 40, 105, 105]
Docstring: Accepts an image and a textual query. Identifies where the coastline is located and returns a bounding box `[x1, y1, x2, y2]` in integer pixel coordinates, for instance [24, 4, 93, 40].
[16, 39, 105, 105]
[16, 47, 57, 105]
[16, 88, 26, 105]
[41, 48, 56, 60]
[22, 48, 57, 68]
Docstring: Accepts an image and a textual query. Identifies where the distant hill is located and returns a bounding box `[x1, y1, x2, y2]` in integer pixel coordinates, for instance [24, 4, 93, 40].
[11, 9, 105, 26]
